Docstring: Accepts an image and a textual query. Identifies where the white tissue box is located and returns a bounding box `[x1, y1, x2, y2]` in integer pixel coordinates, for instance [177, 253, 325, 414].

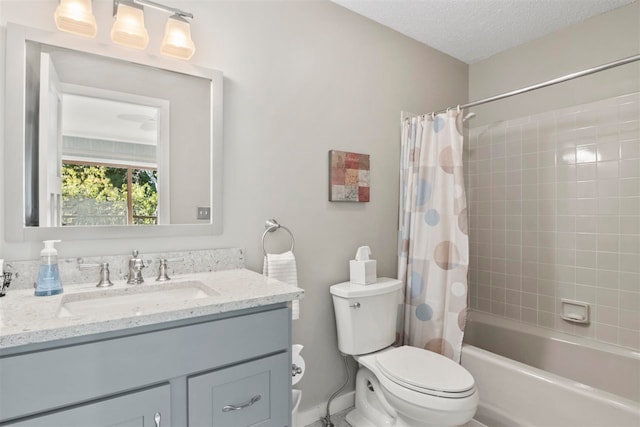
[350, 260, 377, 285]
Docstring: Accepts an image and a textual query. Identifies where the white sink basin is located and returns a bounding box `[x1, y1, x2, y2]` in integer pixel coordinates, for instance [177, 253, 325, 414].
[57, 281, 219, 318]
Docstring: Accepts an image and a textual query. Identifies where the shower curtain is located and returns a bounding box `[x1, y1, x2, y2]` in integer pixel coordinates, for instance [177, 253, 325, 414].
[398, 110, 469, 362]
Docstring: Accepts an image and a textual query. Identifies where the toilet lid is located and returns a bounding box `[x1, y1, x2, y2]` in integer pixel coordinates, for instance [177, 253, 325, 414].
[376, 346, 475, 395]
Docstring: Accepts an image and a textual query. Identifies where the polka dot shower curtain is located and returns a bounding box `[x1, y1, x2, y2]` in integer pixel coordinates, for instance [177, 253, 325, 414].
[398, 110, 469, 362]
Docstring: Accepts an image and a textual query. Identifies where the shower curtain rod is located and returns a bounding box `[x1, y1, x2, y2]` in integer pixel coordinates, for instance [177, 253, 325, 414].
[428, 53, 640, 116]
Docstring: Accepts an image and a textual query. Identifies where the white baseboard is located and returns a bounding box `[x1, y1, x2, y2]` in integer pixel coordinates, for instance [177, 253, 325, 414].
[295, 391, 355, 427]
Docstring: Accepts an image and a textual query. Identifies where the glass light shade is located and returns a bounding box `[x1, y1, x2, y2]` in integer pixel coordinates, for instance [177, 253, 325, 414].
[111, 2, 149, 49]
[161, 15, 195, 60]
[54, 0, 97, 38]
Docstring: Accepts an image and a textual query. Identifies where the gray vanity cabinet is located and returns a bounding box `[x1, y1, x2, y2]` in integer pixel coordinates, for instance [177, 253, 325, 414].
[0, 304, 292, 427]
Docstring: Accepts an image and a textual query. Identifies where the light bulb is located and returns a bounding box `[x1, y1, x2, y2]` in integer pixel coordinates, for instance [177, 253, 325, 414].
[111, 1, 149, 50]
[54, 0, 97, 38]
[161, 14, 195, 60]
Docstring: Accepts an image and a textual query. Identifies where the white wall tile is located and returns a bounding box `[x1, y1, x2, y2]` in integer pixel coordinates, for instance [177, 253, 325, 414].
[467, 93, 640, 350]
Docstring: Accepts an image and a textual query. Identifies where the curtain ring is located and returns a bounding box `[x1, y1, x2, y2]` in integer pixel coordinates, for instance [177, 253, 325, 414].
[457, 105, 461, 113]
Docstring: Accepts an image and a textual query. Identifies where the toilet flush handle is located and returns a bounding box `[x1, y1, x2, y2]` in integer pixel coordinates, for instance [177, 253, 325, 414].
[349, 302, 361, 309]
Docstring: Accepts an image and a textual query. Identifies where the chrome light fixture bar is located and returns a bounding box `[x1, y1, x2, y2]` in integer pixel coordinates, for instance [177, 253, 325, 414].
[131, 0, 193, 20]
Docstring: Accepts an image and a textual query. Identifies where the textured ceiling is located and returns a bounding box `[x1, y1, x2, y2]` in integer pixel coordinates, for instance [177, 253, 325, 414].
[331, 0, 636, 64]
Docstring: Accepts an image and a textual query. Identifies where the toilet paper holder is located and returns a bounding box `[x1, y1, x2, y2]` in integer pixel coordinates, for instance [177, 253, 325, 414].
[292, 364, 303, 377]
[291, 344, 305, 386]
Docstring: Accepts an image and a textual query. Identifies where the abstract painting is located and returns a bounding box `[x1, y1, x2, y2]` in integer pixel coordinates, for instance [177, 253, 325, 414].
[329, 150, 370, 202]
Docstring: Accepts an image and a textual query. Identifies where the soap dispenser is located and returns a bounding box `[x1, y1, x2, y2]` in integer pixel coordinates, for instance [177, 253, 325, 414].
[35, 240, 63, 296]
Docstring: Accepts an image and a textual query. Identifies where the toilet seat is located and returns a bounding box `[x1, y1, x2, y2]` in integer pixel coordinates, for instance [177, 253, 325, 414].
[375, 346, 475, 398]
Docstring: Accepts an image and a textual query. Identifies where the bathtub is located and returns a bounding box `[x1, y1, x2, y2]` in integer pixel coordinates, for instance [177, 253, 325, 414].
[460, 311, 640, 427]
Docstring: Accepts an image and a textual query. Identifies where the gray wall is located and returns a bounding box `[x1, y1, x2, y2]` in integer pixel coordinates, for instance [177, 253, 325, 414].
[469, 2, 639, 127]
[0, 0, 468, 412]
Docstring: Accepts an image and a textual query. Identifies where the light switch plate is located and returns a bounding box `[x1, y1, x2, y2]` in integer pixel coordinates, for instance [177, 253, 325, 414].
[197, 207, 211, 220]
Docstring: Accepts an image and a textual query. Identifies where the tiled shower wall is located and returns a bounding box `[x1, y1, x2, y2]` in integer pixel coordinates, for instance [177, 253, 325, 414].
[466, 93, 640, 350]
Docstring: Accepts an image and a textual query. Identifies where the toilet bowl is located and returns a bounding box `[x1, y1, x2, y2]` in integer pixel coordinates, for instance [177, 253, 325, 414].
[350, 347, 478, 427]
[330, 278, 478, 427]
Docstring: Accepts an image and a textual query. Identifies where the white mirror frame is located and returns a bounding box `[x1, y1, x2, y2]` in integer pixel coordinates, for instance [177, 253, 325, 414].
[4, 23, 223, 241]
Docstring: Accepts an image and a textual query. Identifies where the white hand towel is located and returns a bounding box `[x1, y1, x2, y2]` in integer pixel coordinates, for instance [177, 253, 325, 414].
[263, 250, 300, 320]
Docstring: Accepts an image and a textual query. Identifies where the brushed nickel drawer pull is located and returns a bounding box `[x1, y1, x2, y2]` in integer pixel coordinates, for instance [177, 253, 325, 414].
[222, 395, 262, 412]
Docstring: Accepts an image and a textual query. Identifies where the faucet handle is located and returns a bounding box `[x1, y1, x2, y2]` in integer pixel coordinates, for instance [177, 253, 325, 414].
[96, 263, 114, 288]
[156, 259, 170, 282]
[78, 260, 114, 287]
[155, 258, 183, 281]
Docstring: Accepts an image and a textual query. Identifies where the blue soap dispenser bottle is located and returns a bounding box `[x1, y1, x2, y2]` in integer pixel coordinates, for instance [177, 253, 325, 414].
[35, 240, 63, 296]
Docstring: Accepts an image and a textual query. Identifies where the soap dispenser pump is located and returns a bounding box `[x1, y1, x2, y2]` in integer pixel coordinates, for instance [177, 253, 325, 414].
[35, 240, 63, 296]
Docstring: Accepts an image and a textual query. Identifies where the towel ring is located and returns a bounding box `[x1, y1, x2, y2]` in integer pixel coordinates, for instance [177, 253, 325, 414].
[262, 219, 295, 256]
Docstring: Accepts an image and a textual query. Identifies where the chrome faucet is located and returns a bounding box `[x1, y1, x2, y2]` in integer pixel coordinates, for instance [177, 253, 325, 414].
[127, 250, 146, 285]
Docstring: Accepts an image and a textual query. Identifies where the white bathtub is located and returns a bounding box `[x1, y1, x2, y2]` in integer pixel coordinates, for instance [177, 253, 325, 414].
[460, 311, 640, 427]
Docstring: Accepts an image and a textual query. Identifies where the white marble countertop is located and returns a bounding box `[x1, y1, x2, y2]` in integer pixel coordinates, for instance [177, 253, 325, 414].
[0, 268, 303, 350]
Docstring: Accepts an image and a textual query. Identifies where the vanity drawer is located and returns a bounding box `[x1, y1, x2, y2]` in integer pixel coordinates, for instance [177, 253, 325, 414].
[188, 352, 290, 427]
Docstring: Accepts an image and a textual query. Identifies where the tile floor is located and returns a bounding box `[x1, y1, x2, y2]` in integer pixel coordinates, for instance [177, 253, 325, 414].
[304, 408, 484, 427]
[305, 407, 352, 427]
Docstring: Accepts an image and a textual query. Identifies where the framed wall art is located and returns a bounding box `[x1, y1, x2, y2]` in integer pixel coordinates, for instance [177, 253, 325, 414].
[329, 150, 370, 202]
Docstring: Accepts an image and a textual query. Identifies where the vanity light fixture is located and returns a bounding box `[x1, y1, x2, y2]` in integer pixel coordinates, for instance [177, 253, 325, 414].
[55, 0, 195, 60]
[54, 0, 98, 38]
[112, 0, 195, 59]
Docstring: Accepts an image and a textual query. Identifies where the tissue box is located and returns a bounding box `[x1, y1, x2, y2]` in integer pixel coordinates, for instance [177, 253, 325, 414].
[350, 260, 377, 285]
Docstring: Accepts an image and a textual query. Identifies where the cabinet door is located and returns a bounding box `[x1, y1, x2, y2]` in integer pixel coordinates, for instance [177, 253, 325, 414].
[6, 384, 171, 427]
[188, 353, 289, 427]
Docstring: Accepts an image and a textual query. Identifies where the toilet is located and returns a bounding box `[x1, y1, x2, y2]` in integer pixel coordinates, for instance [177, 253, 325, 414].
[330, 278, 478, 427]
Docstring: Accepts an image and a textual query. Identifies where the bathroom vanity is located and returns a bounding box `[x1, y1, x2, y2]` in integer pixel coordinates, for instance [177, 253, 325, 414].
[0, 269, 303, 427]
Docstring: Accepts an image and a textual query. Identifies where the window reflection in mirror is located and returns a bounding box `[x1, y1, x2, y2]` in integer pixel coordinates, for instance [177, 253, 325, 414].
[62, 164, 158, 226]
[53, 94, 162, 227]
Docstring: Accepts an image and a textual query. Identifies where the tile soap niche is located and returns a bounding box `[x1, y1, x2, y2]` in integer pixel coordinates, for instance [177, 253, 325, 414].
[560, 299, 590, 324]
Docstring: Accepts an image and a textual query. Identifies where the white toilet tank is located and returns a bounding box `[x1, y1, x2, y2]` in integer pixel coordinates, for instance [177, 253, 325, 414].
[330, 278, 403, 355]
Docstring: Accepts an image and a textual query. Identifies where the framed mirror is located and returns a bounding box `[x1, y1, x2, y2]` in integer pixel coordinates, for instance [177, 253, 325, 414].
[5, 23, 223, 241]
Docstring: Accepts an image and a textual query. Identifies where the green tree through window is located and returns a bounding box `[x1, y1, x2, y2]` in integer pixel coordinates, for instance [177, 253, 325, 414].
[62, 163, 158, 226]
